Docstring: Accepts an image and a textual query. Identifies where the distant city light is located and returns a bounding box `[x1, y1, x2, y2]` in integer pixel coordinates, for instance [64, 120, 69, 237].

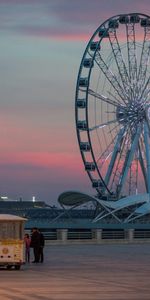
[1, 196, 8, 200]
[32, 196, 36, 202]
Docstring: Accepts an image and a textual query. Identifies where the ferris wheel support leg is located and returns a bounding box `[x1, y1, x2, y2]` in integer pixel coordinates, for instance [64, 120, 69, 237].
[139, 143, 148, 192]
[117, 126, 141, 197]
[144, 121, 150, 194]
[104, 127, 125, 187]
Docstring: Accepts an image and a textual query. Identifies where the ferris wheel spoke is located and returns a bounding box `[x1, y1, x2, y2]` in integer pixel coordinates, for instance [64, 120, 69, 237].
[94, 52, 128, 104]
[139, 75, 150, 103]
[104, 127, 125, 187]
[97, 131, 119, 165]
[88, 88, 120, 107]
[97, 124, 126, 173]
[117, 126, 142, 197]
[89, 119, 118, 131]
[108, 122, 121, 134]
[108, 28, 131, 98]
[137, 27, 150, 97]
[107, 91, 124, 106]
[126, 22, 138, 98]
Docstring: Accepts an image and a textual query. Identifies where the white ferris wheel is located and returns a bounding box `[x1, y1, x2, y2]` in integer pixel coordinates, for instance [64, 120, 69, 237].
[75, 13, 150, 205]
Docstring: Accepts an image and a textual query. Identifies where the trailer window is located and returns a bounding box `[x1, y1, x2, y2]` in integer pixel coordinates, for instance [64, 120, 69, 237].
[0, 223, 8, 239]
[0, 222, 21, 239]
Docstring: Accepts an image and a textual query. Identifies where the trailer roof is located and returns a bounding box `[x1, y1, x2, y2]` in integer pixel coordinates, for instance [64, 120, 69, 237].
[0, 214, 27, 221]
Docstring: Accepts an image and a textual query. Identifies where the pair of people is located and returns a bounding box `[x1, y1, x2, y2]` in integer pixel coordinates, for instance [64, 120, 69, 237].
[24, 228, 45, 263]
[30, 227, 45, 263]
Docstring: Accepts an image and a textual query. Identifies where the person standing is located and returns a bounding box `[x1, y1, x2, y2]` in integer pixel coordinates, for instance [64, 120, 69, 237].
[24, 233, 31, 263]
[30, 227, 40, 263]
[38, 229, 45, 263]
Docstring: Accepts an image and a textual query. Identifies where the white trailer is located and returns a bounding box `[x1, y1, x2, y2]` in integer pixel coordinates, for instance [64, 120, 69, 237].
[0, 214, 27, 270]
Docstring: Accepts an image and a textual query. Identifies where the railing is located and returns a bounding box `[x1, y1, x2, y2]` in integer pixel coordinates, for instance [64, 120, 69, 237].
[102, 230, 125, 239]
[68, 230, 92, 240]
[25, 229, 150, 243]
[134, 230, 150, 239]
[25, 229, 57, 240]
[42, 231, 57, 240]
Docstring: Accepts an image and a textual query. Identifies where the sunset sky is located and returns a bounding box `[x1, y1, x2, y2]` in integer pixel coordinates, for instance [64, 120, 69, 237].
[0, 0, 150, 205]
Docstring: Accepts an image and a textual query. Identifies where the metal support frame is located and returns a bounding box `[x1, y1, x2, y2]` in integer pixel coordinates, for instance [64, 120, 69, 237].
[144, 121, 150, 193]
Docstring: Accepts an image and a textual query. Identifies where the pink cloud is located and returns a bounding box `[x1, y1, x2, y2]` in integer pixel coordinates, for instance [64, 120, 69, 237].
[0, 151, 81, 170]
[16, 25, 91, 41]
[1, 0, 150, 41]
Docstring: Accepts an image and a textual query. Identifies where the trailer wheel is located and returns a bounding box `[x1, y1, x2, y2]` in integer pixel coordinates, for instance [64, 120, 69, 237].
[7, 265, 12, 270]
[15, 265, 21, 270]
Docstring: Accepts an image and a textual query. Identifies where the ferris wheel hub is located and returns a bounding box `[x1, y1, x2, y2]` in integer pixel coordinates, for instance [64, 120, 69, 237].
[117, 102, 146, 125]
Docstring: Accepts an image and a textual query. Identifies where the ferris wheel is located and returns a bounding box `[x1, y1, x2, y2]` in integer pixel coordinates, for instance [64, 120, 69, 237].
[75, 13, 150, 201]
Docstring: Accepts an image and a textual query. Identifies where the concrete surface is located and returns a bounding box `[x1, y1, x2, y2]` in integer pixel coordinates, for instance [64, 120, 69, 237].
[0, 243, 150, 299]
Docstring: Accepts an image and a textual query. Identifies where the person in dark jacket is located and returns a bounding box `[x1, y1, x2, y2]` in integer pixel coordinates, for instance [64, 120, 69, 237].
[38, 229, 45, 263]
[30, 227, 41, 263]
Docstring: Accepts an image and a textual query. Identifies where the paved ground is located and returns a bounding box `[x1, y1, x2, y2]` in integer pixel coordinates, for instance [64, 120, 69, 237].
[0, 243, 150, 299]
